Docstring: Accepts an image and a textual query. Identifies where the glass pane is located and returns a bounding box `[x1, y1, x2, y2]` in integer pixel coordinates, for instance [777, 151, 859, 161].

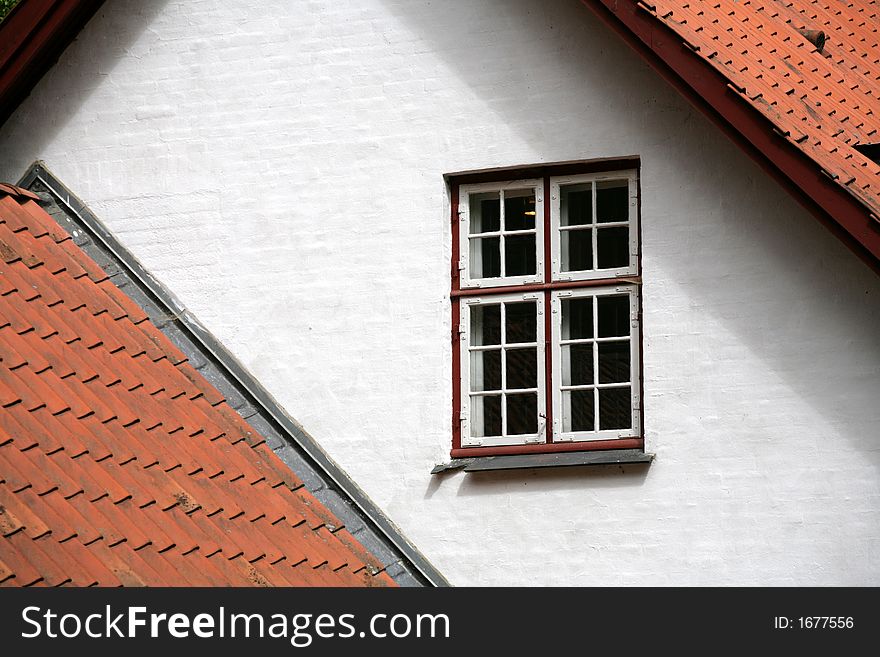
[563, 390, 594, 433]
[561, 228, 593, 272]
[561, 344, 593, 386]
[596, 226, 629, 269]
[504, 234, 536, 276]
[561, 297, 593, 340]
[599, 387, 631, 430]
[561, 184, 592, 226]
[471, 395, 502, 437]
[598, 341, 630, 384]
[596, 180, 629, 223]
[505, 301, 536, 344]
[471, 304, 501, 346]
[470, 236, 501, 278]
[469, 192, 500, 234]
[506, 348, 537, 390]
[506, 393, 537, 435]
[470, 349, 501, 391]
[504, 189, 536, 231]
[597, 295, 629, 338]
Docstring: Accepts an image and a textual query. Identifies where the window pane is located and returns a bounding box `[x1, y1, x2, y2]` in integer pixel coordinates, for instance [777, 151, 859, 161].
[563, 390, 594, 433]
[504, 189, 536, 231]
[561, 344, 593, 386]
[470, 349, 501, 391]
[597, 295, 629, 337]
[561, 297, 593, 340]
[506, 393, 538, 435]
[504, 234, 536, 276]
[561, 184, 592, 226]
[471, 304, 501, 346]
[598, 341, 630, 384]
[596, 180, 628, 223]
[561, 228, 593, 272]
[469, 192, 500, 233]
[506, 348, 537, 390]
[471, 395, 502, 437]
[470, 236, 501, 278]
[599, 387, 631, 430]
[505, 302, 536, 344]
[596, 227, 629, 269]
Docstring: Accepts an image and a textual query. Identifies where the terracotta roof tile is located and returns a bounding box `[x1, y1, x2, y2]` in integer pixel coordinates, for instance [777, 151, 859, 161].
[625, 0, 880, 215]
[0, 189, 396, 587]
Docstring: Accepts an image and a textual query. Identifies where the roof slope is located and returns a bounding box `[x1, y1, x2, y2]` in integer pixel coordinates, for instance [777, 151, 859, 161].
[0, 0, 104, 126]
[0, 183, 397, 587]
[583, 0, 880, 270]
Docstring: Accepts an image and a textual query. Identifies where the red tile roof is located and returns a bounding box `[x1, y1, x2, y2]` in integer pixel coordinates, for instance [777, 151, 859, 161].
[0, 0, 104, 126]
[0, 185, 396, 587]
[583, 0, 880, 271]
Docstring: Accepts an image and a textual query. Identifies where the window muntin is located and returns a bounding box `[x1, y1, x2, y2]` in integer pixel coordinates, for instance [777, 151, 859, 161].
[552, 286, 641, 442]
[461, 293, 546, 447]
[551, 171, 638, 281]
[459, 180, 543, 288]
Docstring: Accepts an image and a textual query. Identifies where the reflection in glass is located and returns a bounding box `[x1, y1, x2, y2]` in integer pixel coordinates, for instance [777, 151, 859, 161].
[597, 295, 629, 337]
[470, 236, 501, 278]
[505, 234, 536, 276]
[507, 394, 538, 435]
[504, 189, 536, 231]
[561, 229, 592, 272]
[598, 342, 629, 384]
[563, 390, 594, 433]
[506, 348, 537, 390]
[561, 344, 593, 386]
[561, 297, 593, 340]
[469, 192, 500, 233]
[599, 387, 631, 430]
[505, 302, 537, 344]
[471, 395, 502, 437]
[470, 350, 501, 392]
[596, 226, 629, 269]
[596, 180, 628, 223]
[471, 304, 501, 346]
[561, 185, 592, 226]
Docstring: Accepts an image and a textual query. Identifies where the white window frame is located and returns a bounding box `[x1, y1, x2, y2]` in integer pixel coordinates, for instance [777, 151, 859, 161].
[460, 292, 546, 447]
[458, 179, 544, 289]
[550, 285, 641, 442]
[549, 170, 639, 282]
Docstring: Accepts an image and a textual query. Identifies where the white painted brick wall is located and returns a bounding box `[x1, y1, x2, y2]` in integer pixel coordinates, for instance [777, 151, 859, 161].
[1, 0, 879, 585]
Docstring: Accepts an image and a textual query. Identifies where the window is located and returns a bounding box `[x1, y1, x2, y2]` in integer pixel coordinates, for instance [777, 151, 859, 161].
[450, 159, 642, 457]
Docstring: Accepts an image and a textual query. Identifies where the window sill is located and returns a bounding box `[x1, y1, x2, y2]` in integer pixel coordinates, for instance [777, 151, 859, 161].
[430, 448, 654, 474]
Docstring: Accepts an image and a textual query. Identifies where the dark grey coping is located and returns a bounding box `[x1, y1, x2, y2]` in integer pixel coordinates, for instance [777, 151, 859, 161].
[18, 161, 448, 587]
[431, 449, 654, 473]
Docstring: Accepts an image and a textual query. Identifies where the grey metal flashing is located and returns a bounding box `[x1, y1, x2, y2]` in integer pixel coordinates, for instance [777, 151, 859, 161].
[18, 161, 448, 587]
[432, 449, 654, 473]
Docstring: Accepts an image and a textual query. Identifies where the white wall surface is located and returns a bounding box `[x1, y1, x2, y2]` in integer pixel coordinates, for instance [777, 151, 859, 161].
[2, 0, 879, 585]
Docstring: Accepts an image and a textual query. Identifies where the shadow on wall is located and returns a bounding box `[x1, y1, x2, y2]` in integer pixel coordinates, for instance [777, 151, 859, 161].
[0, 0, 171, 174]
[425, 463, 651, 499]
[380, 0, 880, 481]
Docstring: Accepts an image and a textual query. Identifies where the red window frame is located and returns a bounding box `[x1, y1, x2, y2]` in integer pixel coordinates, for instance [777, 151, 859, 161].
[448, 157, 645, 458]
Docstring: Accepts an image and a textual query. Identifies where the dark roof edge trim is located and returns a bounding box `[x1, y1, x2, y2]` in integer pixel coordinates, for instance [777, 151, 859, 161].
[580, 0, 880, 277]
[18, 161, 450, 588]
[0, 0, 105, 126]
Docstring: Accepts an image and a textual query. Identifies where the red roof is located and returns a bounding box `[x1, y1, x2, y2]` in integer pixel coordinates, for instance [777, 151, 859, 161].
[0, 184, 395, 587]
[583, 0, 880, 272]
[0, 0, 104, 126]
